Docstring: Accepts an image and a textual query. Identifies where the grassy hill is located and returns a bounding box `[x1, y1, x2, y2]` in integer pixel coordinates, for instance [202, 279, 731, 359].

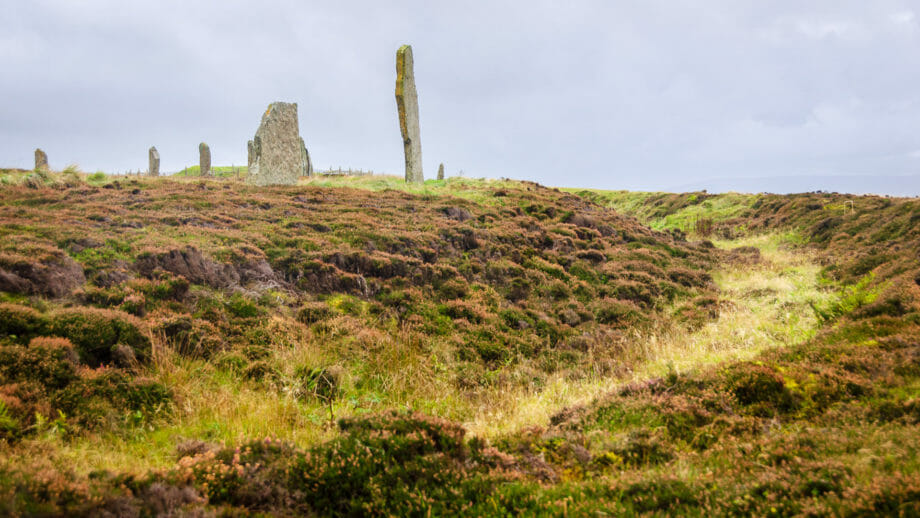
[0, 171, 917, 515]
[172, 165, 247, 178]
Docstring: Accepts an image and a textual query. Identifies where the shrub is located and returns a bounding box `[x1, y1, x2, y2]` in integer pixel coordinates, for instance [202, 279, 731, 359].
[723, 363, 798, 416]
[437, 278, 469, 300]
[47, 308, 151, 366]
[294, 365, 342, 401]
[610, 281, 656, 307]
[289, 411, 479, 515]
[667, 267, 708, 288]
[0, 341, 78, 391]
[593, 299, 642, 326]
[621, 477, 699, 513]
[542, 280, 571, 301]
[810, 274, 883, 323]
[225, 293, 262, 318]
[87, 171, 107, 184]
[614, 429, 675, 467]
[297, 301, 332, 324]
[507, 277, 531, 302]
[694, 218, 714, 237]
[52, 371, 171, 430]
[439, 300, 485, 323]
[474, 340, 509, 364]
[156, 315, 223, 358]
[164, 411, 529, 516]
[0, 303, 46, 342]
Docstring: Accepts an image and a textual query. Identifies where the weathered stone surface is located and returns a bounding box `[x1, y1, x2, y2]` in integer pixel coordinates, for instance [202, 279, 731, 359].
[199, 142, 211, 177]
[396, 45, 423, 183]
[247, 140, 254, 170]
[300, 138, 313, 177]
[148, 147, 160, 177]
[437, 163, 445, 180]
[34, 149, 48, 171]
[247, 102, 308, 186]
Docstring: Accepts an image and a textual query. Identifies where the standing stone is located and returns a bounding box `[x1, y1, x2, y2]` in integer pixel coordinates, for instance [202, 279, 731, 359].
[300, 137, 314, 177]
[148, 147, 160, 177]
[34, 149, 49, 171]
[437, 163, 445, 180]
[199, 142, 211, 177]
[247, 102, 308, 186]
[395, 45, 423, 183]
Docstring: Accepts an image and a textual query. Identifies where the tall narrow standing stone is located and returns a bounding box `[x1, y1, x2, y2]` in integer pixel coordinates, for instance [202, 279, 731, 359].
[300, 138, 314, 177]
[247, 140, 254, 170]
[247, 102, 308, 186]
[199, 142, 211, 177]
[437, 163, 445, 180]
[396, 45, 423, 183]
[34, 149, 48, 171]
[148, 147, 160, 177]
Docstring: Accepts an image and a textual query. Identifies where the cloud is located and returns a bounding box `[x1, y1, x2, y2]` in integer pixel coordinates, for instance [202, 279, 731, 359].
[1, 0, 918, 193]
[890, 10, 916, 25]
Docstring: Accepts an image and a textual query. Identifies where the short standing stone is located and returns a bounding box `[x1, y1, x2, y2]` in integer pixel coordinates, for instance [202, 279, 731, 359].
[148, 147, 160, 177]
[199, 142, 211, 177]
[34, 149, 48, 171]
[437, 163, 445, 180]
[247, 102, 308, 186]
[396, 45, 423, 183]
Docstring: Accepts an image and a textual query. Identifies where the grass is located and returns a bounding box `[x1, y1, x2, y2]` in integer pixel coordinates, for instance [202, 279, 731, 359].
[466, 231, 836, 439]
[302, 174, 531, 206]
[636, 232, 830, 375]
[564, 189, 757, 235]
[1, 174, 920, 514]
[0, 174, 716, 478]
[173, 165, 247, 178]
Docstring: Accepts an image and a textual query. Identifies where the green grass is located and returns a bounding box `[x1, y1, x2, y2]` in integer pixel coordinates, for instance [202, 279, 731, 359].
[466, 231, 838, 438]
[2, 179, 920, 514]
[302, 174, 526, 206]
[564, 189, 757, 235]
[173, 165, 247, 178]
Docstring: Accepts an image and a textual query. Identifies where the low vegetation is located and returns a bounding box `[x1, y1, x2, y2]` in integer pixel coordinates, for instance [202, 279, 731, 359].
[0, 170, 917, 515]
[173, 166, 247, 178]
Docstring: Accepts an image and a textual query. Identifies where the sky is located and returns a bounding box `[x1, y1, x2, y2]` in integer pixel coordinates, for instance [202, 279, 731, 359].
[1, 0, 919, 194]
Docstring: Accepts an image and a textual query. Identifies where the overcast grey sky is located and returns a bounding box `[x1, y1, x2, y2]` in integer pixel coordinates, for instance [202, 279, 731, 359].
[2, 1, 919, 192]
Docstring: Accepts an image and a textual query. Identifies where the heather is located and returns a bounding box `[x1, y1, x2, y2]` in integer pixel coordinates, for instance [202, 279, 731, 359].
[0, 170, 917, 515]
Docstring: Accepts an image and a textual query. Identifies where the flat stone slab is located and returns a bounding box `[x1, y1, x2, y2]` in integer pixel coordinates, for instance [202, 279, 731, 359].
[247, 102, 307, 186]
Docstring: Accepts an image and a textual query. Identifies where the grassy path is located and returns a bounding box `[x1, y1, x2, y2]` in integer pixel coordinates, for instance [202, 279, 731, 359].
[466, 232, 836, 438]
